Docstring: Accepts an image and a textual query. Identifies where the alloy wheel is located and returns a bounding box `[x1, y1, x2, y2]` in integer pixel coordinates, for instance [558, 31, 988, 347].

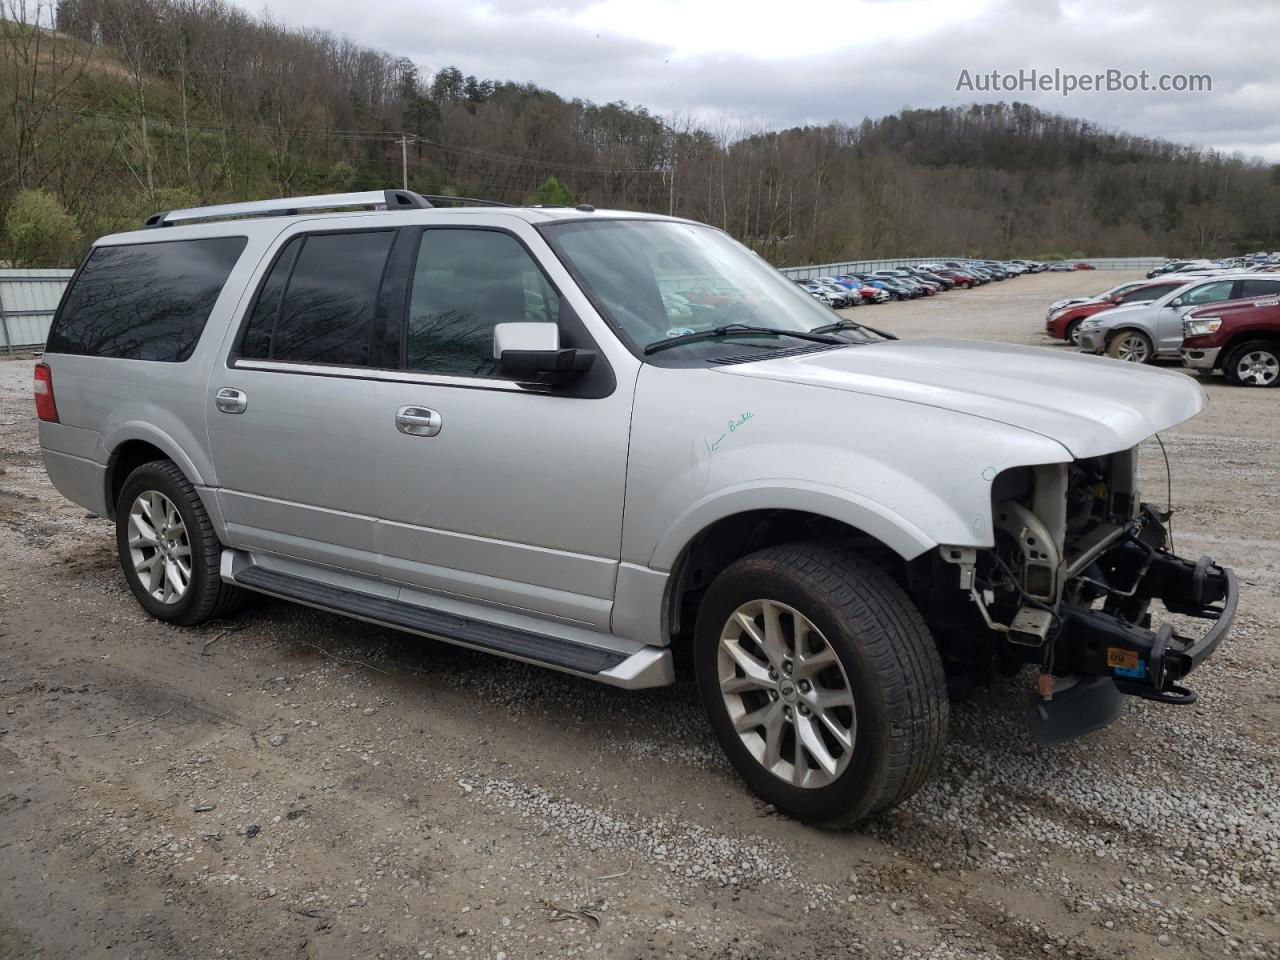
[717, 599, 856, 789]
[1113, 334, 1150, 362]
[1236, 349, 1279, 386]
[127, 490, 192, 604]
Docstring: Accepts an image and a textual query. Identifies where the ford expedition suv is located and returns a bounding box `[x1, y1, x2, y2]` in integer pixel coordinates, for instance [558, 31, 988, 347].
[36, 190, 1237, 826]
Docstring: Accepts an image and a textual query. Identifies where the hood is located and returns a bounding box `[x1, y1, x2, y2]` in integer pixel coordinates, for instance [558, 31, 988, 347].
[715, 338, 1205, 459]
[1050, 296, 1089, 310]
[1086, 300, 1152, 325]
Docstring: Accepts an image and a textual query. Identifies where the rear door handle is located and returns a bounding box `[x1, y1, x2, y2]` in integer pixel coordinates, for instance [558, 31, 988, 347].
[215, 387, 247, 414]
[395, 405, 442, 437]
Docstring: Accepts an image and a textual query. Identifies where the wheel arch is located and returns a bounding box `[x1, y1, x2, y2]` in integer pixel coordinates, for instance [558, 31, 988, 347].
[651, 484, 942, 649]
[1104, 324, 1153, 344]
[104, 426, 205, 518]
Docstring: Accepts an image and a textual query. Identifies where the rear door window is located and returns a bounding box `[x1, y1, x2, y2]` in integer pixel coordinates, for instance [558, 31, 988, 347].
[239, 230, 396, 367]
[47, 237, 246, 361]
[1238, 278, 1280, 300]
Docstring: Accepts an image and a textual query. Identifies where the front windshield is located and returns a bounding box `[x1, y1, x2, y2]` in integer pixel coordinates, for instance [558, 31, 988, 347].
[539, 219, 878, 360]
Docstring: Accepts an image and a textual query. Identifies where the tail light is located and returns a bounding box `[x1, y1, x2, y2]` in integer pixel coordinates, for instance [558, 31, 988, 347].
[33, 362, 59, 422]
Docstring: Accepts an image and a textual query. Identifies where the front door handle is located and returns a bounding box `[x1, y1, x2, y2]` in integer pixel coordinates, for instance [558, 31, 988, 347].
[395, 405, 442, 437]
[215, 387, 248, 414]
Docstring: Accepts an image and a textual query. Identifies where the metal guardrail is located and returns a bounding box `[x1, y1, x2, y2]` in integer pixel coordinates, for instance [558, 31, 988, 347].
[0, 269, 73, 353]
[778, 256, 1169, 279]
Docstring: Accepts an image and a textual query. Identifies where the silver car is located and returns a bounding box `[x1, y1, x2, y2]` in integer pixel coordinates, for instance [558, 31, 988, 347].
[35, 190, 1237, 825]
[1076, 274, 1280, 362]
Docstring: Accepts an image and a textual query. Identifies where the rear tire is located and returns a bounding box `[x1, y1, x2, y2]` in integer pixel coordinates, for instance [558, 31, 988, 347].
[1223, 340, 1280, 387]
[693, 542, 948, 827]
[115, 460, 244, 625]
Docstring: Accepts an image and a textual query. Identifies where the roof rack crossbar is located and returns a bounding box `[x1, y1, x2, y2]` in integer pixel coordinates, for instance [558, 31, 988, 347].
[144, 189, 432, 227]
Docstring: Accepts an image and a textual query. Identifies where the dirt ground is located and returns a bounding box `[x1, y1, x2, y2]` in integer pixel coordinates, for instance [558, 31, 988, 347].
[1, 270, 1277, 960]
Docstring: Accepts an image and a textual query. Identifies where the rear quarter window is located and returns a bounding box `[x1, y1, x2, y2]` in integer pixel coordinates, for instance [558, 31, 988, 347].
[46, 237, 246, 362]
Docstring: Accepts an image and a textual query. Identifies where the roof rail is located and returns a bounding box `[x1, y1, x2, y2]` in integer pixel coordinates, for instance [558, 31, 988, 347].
[144, 189, 432, 228]
[417, 195, 512, 208]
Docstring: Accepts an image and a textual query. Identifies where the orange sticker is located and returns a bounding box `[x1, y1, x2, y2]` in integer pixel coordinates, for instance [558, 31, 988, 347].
[1107, 648, 1139, 670]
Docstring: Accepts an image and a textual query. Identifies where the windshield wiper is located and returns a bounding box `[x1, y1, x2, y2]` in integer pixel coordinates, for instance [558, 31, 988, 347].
[643, 323, 843, 356]
[808, 318, 899, 341]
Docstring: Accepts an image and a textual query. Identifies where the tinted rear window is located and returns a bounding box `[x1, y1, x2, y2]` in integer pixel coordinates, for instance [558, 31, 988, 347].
[1238, 278, 1280, 299]
[47, 237, 246, 361]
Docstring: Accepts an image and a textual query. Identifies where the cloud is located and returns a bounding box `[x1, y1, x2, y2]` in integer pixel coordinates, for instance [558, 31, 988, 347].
[224, 0, 1280, 160]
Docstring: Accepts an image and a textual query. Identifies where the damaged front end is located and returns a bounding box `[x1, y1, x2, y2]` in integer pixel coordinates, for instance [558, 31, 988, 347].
[924, 446, 1237, 743]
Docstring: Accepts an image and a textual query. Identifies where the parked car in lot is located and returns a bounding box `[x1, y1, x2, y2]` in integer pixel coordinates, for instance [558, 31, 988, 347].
[1077, 274, 1280, 362]
[829, 276, 889, 303]
[1047, 280, 1149, 316]
[797, 280, 843, 308]
[1182, 296, 1280, 387]
[1046, 280, 1187, 346]
[34, 189, 1238, 825]
[814, 280, 860, 308]
[838, 277, 892, 304]
[1146, 259, 1214, 279]
[906, 268, 954, 290]
[928, 266, 978, 288]
[871, 271, 931, 296]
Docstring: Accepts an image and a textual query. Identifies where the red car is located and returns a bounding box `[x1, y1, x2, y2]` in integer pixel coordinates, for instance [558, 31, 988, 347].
[1045, 279, 1185, 345]
[1181, 296, 1280, 387]
[1071, 262, 1096, 270]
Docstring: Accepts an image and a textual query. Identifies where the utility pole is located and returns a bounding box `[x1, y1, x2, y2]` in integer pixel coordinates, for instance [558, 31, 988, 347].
[668, 152, 676, 217]
[399, 133, 409, 190]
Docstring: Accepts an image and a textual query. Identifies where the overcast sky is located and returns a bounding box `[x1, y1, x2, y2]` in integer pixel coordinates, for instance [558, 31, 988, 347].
[232, 0, 1280, 161]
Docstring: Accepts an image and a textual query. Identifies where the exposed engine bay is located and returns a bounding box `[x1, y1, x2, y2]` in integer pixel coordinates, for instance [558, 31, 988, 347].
[917, 443, 1236, 741]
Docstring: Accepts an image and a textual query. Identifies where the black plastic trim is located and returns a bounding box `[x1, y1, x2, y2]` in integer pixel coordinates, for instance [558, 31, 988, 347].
[233, 566, 626, 675]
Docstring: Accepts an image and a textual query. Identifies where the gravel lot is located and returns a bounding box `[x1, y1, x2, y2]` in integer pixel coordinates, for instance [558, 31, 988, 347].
[1, 270, 1277, 960]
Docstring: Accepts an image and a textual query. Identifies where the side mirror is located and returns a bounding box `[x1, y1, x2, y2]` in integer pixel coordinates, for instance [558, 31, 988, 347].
[493, 322, 595, 385]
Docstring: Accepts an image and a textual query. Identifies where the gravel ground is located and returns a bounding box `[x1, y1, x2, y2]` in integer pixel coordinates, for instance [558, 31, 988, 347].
[0, 270, 1277, 960]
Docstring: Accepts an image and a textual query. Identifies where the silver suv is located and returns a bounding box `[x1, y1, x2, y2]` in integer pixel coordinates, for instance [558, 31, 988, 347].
[36, 190, 1237, 825]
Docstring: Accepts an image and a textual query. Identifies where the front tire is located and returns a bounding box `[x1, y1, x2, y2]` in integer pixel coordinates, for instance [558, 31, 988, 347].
[1065, 320, 1083, 347]
[1223, 340, 1280, 387]
[115, 460, 244, 625]
[1107, 329, 1154, 363]
[693, 543, 948, 826]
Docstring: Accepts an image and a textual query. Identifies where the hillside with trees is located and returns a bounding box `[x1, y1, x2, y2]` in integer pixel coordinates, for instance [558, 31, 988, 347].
[3, 0, 1279, 266]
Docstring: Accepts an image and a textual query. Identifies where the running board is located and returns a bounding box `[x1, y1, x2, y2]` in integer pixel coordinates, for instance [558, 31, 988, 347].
[225, 559, 673, 688]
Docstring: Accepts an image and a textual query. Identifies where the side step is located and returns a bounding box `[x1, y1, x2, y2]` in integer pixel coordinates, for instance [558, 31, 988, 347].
[228, 562, 673, 687]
